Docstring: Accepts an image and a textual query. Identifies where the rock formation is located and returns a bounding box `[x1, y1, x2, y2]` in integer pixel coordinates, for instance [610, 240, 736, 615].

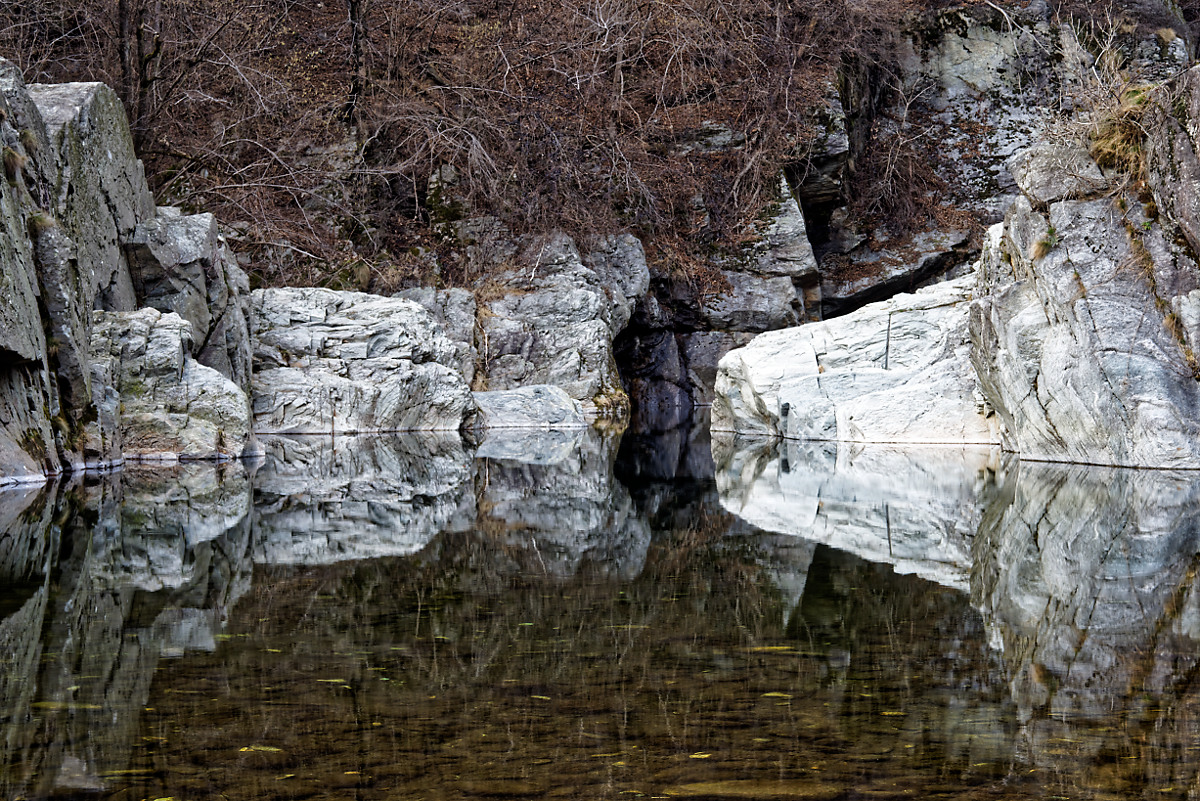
[712, 273, 1001, 444]
[0, 58, 257, 481]
[249, 288, 473, 434]
[715, 28, 1200, 469]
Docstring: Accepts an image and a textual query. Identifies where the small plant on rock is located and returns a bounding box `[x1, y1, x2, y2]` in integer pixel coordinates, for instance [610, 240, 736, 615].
[1090, 86, 1152, 179]
[2, 145, 27, 184]
[27, 211, 57, 235]
[1032, 225, 1059, 260]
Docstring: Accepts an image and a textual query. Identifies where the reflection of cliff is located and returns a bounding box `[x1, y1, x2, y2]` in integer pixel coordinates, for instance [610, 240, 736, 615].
[475, 428, 652, 580]
[252, 433, 474, 565]
[715, 436, 1006, 590]
[971, 462, 1200, 798]
[716, 437, 1200, 798]
[0, 465, 252, 799]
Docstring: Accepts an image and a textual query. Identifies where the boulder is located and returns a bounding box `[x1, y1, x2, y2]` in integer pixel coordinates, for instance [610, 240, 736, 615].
[124, 209, 253, 389]
[743, 174, 821, 281]
[394, 286, 477, 384]
[472, 385, 586, 430]
[90, 308, 252, 461]
[476, 233, 649, 415]
[250, 287, 472, 433]
[713, 272, 1001, 445]
[701, 270, 801, 332]
[701, 175, 818, 330]
[1008, 141, 1111, 206]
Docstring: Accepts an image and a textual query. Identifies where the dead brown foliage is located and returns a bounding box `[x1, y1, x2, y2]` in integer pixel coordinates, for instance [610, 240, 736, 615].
[1, 0, 997, 289]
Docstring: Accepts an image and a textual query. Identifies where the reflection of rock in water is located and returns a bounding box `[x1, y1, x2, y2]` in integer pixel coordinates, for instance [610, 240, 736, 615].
[714, 435, 1006, 590]
[0, 464, 252, 799]
[615, 407, 718, 483]
[252, 433, 474, 564]
[716, 433, 1200, 796]
[972, 462, 1200, 788]
[0, 485, 54, 791]
[475, 427, 651, 580]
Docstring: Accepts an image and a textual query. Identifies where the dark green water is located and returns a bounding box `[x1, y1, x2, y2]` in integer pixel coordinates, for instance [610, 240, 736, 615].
[3, 426, 1200, 801]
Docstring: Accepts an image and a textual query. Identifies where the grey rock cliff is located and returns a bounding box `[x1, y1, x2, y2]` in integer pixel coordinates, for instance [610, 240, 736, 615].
[250, 288, 473, 434]
[0, 58, 257, 479]
[476, 232, 649, 415]
[971, 192, 1200, 467]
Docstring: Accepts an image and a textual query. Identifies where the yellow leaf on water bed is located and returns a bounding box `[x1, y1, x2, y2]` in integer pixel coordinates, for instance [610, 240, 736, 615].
[663, 780, 843, 799]
[689, 753, 713, 759]
[761, 692, 792, 699]
[239, 745, 284, 753]
[100, 769, 156, 777]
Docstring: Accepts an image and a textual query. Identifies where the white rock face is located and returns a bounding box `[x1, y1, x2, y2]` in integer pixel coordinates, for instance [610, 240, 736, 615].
[476, 233, 650, 414]
[716, 127, 1200, 468]
[712, 273, 1001, 445]
[715, 438, 1005, 591]
[90, 308, 252, 461]
[472, 385, 586, 430]
[250, 288, 473, 434]
[124, 209, 253, 390]
[394, 287, 477, 385]
[971, 196, 1200, 468]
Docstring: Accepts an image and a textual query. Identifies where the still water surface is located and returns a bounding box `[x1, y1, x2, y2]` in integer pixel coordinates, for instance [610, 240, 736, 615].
[2, 423, 1200, 800]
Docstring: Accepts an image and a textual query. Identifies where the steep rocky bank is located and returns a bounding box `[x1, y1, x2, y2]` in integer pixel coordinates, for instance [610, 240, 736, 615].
[4, 0, 1200, 482]
[0, 58, 644, 484]
[713, 3, 1200, 469]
